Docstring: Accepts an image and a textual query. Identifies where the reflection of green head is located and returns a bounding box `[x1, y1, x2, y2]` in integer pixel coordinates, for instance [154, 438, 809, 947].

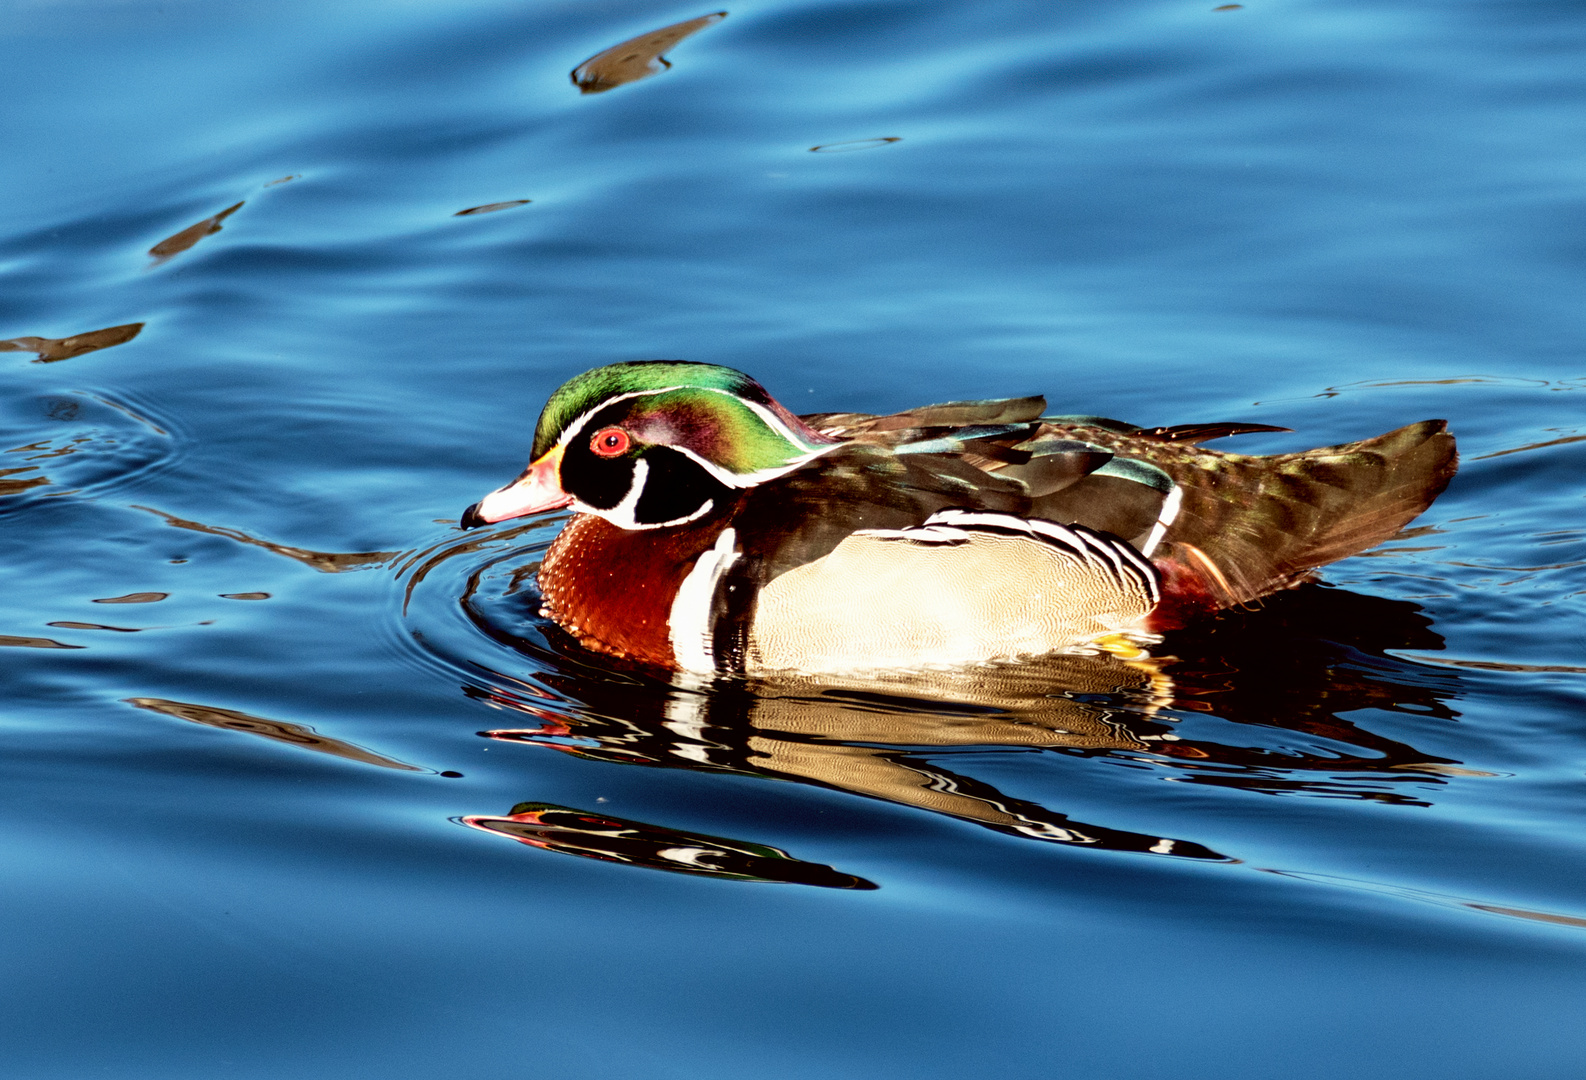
[534, 361, 831, 479]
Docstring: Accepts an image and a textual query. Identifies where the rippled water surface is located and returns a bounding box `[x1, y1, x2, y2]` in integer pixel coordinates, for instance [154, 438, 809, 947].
[5, 1, 1586, 1076]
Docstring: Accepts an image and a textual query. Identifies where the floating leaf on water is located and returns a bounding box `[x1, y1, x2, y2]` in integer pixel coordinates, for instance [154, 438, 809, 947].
[0, 634, 84, 649]
[454, 200, 531, 216]
[808, 137, 902, 153]
[148, 201, 244, 259]
[47, 621, 142, 632]
[570, 11, 726, 94]
[0, 322, 144, 363]
[92, 591, 169, 604]
[462, 802, 877, 888]
[126, 697, 424, 771]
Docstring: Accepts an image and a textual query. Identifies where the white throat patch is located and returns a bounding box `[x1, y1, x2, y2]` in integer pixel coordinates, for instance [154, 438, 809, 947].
[573, 456, 716, 530]
[668, 527, 740, 674]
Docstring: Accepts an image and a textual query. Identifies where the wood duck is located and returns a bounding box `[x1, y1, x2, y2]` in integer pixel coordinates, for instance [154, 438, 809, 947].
[460, 361, 1457, 676]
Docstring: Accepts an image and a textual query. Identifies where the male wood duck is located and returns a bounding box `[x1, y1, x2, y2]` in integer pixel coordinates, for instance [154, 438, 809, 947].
[461, 361, 1457, 676]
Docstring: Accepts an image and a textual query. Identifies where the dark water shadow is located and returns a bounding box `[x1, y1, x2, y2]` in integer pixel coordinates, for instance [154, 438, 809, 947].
[1139, 586, 1469, 802]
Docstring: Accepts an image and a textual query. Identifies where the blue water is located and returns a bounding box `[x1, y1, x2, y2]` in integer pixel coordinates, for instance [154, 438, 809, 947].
[4, 1, 1586, 1076]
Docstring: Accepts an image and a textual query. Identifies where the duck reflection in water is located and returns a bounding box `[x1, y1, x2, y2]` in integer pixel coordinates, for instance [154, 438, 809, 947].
[116, 509, 1466, 885]
[458, 578, 1467, 880]
[463, 802, 878, 889]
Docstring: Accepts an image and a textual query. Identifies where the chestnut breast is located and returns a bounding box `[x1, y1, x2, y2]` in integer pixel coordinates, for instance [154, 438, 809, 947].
[537, 513, 725, 668]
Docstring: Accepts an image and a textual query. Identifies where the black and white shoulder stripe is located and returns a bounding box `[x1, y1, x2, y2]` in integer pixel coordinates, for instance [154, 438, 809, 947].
[857, 509, 1162, 606]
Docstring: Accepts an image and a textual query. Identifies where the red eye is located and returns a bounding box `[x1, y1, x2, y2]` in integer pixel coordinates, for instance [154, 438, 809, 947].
[591, 427, 630, 457]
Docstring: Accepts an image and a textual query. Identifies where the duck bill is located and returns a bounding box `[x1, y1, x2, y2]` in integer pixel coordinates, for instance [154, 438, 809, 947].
[460, 447, 572, 528]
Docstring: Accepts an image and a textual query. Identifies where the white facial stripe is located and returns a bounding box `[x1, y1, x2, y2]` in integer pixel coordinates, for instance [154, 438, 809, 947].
[558, 384, 838, 484]
[572, 454, 718, 530]
[654, 500, 716, 528]
[575, 497, 714, 530]
[668, 528, 740, 674]
[726, 441, 843, 484]
[725, 392, 830, 451]
[551, 378, 842, 529]
[672, 445, 746, 489]
[606, 455, 648, 522]
[671, 442, 838, 490]
[557, 388, 677, 451]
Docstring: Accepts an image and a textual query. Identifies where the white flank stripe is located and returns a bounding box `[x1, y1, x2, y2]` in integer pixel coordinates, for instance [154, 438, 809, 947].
[1140, 484, 1183, 559]
[668, 528, 740, 674]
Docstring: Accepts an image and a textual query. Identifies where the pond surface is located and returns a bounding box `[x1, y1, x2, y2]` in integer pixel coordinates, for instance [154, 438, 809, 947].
[4, 1, 1585, 1076]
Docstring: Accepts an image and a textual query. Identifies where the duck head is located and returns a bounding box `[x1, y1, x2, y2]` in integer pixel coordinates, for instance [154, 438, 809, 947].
[461, 361, 837, 530]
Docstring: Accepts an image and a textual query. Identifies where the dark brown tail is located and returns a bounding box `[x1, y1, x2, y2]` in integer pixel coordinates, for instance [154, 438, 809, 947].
[1146, 420, 1458, 616]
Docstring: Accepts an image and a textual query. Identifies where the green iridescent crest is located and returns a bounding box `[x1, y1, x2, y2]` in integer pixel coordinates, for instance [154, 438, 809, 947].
[626, 387, 830, 477]
[532, 362, 761, 458]
[533, 361, 829, 478]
